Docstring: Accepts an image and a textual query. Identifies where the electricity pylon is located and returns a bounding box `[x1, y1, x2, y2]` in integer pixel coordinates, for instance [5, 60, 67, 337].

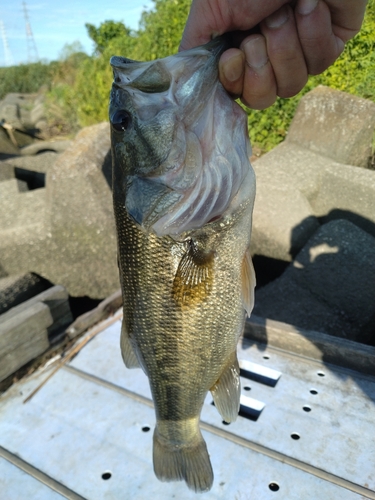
[0, 20, 14, 67]
[22, 1, 39, 63]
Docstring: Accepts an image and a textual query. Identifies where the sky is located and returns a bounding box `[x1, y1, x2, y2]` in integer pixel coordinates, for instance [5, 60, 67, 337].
[0, 0, 154, 67]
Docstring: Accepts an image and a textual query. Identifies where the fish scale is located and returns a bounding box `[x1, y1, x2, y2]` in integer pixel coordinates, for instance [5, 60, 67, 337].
[114, 205, 243, 413]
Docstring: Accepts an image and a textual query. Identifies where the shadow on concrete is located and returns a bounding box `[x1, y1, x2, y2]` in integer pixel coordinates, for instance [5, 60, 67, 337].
[252, 255, 289, 290]
[14, 167, 45, 190]
[244, 209, 375, 401]
[317, 208, 375, 240]
[0, 153, 18, 161]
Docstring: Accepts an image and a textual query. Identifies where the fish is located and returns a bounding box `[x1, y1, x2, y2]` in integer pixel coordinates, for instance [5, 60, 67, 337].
[109, 37, 256, 493]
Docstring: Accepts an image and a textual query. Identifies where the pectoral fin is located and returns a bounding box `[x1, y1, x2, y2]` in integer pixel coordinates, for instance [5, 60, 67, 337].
[242, 247, 256, 317]
[120, 319, 140, 369]
[210, 352, 240, 423]
[173, 239, 214, 306]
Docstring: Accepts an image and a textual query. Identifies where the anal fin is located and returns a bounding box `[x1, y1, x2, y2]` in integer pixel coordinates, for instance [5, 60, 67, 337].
[120, 319, 140, 369]
[210, 352, 240, 423]
[242, 247, 256, 317]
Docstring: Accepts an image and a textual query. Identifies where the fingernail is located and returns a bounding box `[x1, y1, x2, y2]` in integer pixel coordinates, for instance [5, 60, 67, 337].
[297, 0, 318, 15]
[243, 37, 268, 69]
[222, 53, 244, 82]
[335, 36, 345, 55]
[265, 6, 289, 28]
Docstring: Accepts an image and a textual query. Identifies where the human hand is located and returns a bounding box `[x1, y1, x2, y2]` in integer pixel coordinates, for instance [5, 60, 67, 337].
[180, 0, 368, 109]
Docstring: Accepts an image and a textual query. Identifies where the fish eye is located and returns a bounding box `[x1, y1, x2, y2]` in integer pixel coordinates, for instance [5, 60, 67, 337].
[111, 110, 132, 132]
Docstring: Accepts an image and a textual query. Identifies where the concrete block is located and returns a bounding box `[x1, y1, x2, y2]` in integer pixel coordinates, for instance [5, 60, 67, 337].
[311, 162, 375, 237]
[0, 178, 19, 198]
[253, 220, 375, 343]
[4, 152, 58, 173]
[0, 175, 27, 194]
[251, 142, 326, 261]
[0, 185, 46, 230]
[291, 220, 375, 324]
[0, 93, 35, 130]
[0, 128, 19, 155]
[253, 141, 323, 199]
[0, 93, 36, 108]
[0, 103, 22, 128]
[44, 122, 118, 297]
[0, 123, 118, 298]
[66, 288, 122, 339]
[251, 129, 375, 263]
[0, 161, 15, 182]
[20, 140, 72, 156]
[251, 182, 319, 261]
[286, 86, 375, 168]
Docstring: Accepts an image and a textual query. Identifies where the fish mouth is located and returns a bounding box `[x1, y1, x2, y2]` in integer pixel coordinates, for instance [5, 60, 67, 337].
[110, 34, 230, 92]
[110, 34, 230, 70]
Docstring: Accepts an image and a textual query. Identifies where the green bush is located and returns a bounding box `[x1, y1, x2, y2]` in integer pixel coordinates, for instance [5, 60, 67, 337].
[45, 45, 90, 135]
[0, 62, 53, 100]
[85, 21, 133, 55]
[247, 0, 375, 151]
[133, 0, 191, 60]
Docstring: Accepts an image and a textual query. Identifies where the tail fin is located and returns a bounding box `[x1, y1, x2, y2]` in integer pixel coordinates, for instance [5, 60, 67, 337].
[153, 426, 213, 493]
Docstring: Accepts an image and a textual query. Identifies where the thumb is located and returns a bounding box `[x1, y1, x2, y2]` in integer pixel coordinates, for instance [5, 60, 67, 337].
[179, 1, 220, 51]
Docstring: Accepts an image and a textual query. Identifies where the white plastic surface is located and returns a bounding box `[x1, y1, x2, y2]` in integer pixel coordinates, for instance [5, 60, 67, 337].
[0, 318, 374, 499]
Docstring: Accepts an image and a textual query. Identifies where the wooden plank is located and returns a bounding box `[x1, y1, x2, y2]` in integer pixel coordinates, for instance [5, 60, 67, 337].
[0, 273, 51, 316]
[0, 302, 51, 381]
[0, 285, 73, 338]
[0, 331, 49, 382]
[244, 315, 375, 375]
[66, 288, 122, 338]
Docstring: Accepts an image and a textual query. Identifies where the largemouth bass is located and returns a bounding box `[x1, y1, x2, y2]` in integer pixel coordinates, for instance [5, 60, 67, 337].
[110, 37, 256, 493]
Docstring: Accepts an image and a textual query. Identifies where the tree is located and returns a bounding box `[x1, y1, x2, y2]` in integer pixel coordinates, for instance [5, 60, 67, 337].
[85, 21, 132, 55]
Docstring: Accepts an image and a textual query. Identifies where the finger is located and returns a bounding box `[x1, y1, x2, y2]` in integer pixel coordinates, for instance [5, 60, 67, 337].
[261, 4, 308, 98]
[240, 34, 277, 110]
[219, 49, 245, 97]
[325, 0, 368, 42]
[295, 0, 344, 75]
[180, 0, 290, 51]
